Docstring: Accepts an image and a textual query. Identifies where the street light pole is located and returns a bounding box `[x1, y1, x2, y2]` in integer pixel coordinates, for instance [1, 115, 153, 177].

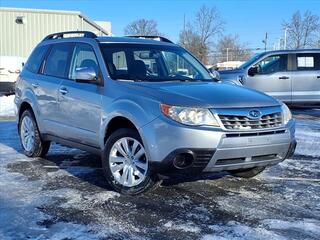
[226, 48, 229, 62]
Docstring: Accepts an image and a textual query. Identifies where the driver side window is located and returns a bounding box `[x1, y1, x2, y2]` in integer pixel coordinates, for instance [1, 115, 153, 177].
[254, 54, 287, 74]
[69, 43, 100, 80]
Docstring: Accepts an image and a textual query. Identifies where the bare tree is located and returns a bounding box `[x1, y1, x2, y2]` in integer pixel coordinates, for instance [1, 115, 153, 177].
[283, 11, 320, 49]
[179, 5, 224, 64]
[196, 5, 224, 47]
[179, 23, 205, 61]
[214, 35, 252, 63]
[124, 19, 161, 36]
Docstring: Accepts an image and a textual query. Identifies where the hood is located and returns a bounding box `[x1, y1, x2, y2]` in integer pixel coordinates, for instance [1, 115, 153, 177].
[218, 69, 244, 82]
[123, 81, 280, 108]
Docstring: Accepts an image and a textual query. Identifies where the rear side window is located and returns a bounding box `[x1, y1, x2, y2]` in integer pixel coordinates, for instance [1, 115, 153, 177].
[25, 45, 49, 73]
[296, 53, 320, 71]
[43, 43, 74, 78]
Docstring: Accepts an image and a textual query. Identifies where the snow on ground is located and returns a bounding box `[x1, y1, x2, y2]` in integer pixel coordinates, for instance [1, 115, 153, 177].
[0, 95, 16, 117]
[0, 109, 319, 239]
[295, 119, 320, 157]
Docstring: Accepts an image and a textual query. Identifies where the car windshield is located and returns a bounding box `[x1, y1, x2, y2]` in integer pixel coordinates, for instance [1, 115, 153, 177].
[238, 52, 265, 69]
[100, 43, 212, 82]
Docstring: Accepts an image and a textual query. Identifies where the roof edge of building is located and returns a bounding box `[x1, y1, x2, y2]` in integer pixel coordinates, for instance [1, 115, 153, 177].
[0, 7, 110, 36]
[0, 7, 81, 16]
[79, 14, 109, 36]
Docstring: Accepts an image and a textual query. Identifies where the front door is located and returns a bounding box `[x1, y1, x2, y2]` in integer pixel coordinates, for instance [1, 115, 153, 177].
[291, 52, 320, 103]
[245, 54, 292, 103]
[58, 43, 102, 147]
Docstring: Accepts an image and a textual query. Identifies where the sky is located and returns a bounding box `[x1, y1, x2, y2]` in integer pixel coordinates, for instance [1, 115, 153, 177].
[1, 0, 319, 49]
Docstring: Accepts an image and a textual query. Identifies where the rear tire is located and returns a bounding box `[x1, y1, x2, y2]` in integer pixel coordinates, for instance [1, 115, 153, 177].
[102, 128, 157, 195]
[228, 166, 266, 178]
[19, 109, 50, 157]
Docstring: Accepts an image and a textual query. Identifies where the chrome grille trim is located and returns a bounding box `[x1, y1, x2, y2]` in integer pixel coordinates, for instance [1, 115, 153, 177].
[218, 112, 283, 130]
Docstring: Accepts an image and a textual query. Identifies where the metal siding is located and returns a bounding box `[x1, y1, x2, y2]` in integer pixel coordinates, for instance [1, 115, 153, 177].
[0, 9, 109, 58]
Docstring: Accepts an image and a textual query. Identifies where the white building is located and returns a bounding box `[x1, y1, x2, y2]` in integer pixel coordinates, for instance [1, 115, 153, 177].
[0, 7, 112, 58]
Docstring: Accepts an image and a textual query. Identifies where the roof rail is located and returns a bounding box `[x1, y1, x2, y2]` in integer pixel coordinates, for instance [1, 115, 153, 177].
[126, 35, 173, 43]
[42, 31, 97, 41]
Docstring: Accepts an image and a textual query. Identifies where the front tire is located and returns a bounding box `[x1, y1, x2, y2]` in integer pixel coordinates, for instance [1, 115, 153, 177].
[19, 109, 50, 157]
[102, 128, 157, 195]
[228, 166, 266, 178]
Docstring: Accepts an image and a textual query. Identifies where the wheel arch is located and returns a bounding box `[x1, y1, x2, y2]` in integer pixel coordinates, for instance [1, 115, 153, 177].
[103, 116, 139, 144]
[18, 101, 33, 120]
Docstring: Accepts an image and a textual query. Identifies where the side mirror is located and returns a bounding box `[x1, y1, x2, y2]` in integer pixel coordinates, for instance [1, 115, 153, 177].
[209, 68, 220, 82]
[75, 67, 98, 83]
[248, 66, 258, 77]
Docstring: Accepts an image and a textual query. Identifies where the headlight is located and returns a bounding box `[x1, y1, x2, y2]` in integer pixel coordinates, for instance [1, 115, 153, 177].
[160, 104, 220, 127]
[281, 103, 292, 124]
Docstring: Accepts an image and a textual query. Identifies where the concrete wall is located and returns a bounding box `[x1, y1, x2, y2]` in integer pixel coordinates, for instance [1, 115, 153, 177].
[0, 8, 111, 58]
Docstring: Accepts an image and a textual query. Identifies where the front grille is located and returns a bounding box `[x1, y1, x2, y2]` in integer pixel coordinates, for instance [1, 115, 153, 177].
[226, 130, 286, 138]
[219, 112, 282, 130]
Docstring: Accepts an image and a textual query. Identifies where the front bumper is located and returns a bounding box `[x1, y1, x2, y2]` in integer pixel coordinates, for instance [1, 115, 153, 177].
[141, 116, 296, 175]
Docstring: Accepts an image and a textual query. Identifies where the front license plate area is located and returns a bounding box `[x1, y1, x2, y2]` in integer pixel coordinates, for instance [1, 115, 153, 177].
[247, 137, 271, 146]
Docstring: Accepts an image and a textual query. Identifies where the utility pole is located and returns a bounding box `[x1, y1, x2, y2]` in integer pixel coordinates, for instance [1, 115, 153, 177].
[262, 32, 268, 51]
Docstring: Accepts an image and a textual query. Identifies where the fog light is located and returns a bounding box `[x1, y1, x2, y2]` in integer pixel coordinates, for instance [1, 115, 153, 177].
[173, 153, 194, 169]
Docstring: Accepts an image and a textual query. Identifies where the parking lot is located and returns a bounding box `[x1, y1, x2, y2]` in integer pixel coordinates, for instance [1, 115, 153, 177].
[0, 107, 319, 240]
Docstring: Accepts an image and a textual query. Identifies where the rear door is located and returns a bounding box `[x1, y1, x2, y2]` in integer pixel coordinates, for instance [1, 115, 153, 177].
[291, 52, 320, 103]
[58, 42, 102, 147]
[245, 54, 292, 103]
[31, 43, 74, 134]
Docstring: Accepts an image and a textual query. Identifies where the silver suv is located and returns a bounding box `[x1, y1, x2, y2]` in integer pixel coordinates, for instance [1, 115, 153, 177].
[219, 49, 320, 104]
[15, 31, 296, 194]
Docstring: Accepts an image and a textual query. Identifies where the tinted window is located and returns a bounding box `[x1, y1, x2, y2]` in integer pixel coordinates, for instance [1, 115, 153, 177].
[69, 43, 100, 80]
[296, 53, 320, 71]
[101, 43, 211, 82]
[44, 43, 74, 78]
[25, 45, 49, 73]
[254, 54, 287, 74]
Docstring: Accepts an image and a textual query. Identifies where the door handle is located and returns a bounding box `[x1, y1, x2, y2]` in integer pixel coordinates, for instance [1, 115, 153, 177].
[279, 76, 289, 80]
[32, 83, 39, 89]
[59, 87, 68, 95]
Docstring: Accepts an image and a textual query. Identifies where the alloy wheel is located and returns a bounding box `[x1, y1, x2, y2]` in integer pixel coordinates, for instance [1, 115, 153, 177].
[20, 116, 35, 152]
[109, 137, 148, 187]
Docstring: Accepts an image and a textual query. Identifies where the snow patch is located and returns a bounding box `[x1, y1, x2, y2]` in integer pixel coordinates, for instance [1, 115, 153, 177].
[262, 218, 320, 236]
[44, 187, 119, 210]
[295, 120, 320, 157]
[202, 221, 286, 240]
[164, 220, 201, 233]
[0, 95, 16, 117]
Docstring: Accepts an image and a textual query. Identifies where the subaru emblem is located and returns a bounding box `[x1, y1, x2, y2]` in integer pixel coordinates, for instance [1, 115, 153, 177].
[248, 109, 261, 119]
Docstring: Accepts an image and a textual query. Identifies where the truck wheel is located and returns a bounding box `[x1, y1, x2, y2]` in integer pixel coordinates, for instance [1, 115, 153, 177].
[19, 109, 50, 157]
[102, 128, 157, 195]
[228, 166, 266, 178]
